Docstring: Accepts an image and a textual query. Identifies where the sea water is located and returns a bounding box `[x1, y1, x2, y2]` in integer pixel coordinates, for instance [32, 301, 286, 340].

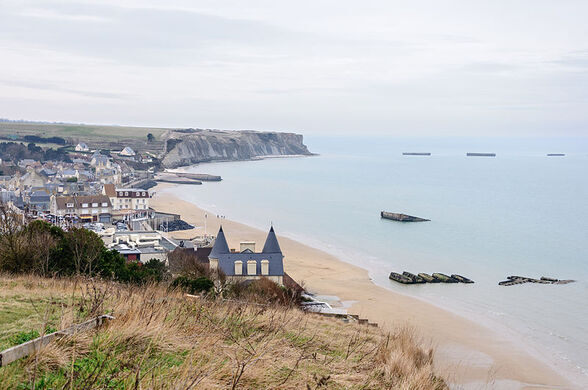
[164, 136, 588, 385]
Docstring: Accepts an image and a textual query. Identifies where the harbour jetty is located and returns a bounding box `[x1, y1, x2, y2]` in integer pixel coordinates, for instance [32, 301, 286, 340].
[389, 271, 474, 285]
[467, 152, 496, 157]
[156, 179, 202, 185]
[402, 152, 431, 156]
[498, 276, 575, 286]
[381, 211, 430, 222]
[175, 172, 222, 181]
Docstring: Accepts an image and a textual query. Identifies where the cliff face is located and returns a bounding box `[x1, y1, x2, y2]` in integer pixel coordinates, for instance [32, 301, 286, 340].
[160, 129, 312, 168]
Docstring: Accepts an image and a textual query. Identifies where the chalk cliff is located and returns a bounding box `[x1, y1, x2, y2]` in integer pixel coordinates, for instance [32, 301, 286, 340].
[160, 129, 312, 168]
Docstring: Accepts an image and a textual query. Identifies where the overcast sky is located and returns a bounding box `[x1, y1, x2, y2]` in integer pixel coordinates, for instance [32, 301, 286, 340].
[1, 0, 587, 136]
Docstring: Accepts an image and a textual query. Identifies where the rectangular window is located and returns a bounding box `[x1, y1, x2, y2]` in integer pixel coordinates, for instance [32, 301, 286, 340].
[261, 260, 269, 276]
[82, 203, 88, 208]
[234, 261, 243, 275]
[101, 202, 107, 207]
[92, 203, 98, 207]
[66, 203, 74, 207]
[247, 260, 257, 275]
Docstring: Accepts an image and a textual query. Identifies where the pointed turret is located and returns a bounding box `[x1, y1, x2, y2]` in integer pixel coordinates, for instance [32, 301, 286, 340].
[209, 226, 230, 258]
[262, 226, 282, 254]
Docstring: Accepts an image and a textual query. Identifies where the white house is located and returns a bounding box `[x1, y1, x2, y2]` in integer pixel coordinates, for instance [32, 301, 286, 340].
[75, 143, 90, 152]
[119, 146, 136, 157]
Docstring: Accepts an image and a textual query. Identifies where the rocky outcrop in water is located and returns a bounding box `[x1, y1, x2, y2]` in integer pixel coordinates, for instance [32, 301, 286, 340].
[160, 129, 312, 168]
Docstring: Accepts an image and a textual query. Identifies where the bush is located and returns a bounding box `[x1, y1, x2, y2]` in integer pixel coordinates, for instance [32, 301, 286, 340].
[170, 276, 214, 294]
[0, 213, 169, 286]
[228, 278, 301, 306]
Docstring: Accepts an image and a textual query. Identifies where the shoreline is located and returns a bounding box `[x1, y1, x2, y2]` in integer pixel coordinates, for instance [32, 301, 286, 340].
[150, 183, 574, 389]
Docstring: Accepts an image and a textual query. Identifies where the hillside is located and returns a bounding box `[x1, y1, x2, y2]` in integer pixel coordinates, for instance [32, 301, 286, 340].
[0, 275, 446, 389]
[0, 122, 312, 168]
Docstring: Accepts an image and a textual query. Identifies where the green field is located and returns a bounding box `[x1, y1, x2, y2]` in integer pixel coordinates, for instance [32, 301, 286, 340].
[0, 122, 169, 154]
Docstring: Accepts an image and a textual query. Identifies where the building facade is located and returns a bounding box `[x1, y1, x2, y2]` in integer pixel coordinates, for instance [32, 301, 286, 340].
[208, 226, 284, 284]
[50, 194, 113, 223]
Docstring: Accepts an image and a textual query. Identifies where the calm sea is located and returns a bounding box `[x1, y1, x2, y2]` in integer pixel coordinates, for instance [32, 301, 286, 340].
[165, 136, 588, 385]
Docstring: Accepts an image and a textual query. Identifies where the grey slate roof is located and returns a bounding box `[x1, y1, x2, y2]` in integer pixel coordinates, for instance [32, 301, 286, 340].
[209, 226, 230, 258]
[262, 226, 281, 253]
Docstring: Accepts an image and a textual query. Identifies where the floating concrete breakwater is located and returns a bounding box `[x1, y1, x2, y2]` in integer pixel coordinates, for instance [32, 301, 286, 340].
[389, 271, 474, 285]
[402, 152, 431, 156]
[467, 152, 496, 157]
[380, 211, 430, 222]
[498, 276, 575, 286]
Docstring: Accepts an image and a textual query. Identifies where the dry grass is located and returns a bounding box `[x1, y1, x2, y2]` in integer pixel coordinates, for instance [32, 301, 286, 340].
[0, 274, 447, 389]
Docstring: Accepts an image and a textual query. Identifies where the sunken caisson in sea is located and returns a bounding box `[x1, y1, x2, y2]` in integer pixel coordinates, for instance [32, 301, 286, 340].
[402, 271, 425, 283]
[451, 274, 474, 284]
[432, 273, 458, 283]
[380, 212, 430, 222]
[389, 272, 414, 284]
[418, 273, 438, 283]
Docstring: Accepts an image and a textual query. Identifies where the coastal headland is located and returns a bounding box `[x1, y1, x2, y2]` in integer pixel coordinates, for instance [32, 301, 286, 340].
[151, 183, 573, 389]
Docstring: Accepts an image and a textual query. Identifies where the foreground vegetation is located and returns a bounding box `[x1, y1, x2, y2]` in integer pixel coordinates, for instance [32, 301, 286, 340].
[0, 206, 167, 284]
[0, 275, 446, 389]
[0, 205, 446, 388]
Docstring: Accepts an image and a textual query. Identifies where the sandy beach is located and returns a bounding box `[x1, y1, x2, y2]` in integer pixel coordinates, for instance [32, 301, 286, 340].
[151, 184, 573, 389]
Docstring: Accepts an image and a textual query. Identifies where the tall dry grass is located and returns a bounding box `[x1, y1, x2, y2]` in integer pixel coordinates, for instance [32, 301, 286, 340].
[0, 274, 447, 389]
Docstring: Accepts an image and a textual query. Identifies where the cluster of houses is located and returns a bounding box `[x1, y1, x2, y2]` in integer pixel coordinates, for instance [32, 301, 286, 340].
[0, 141, 291, 287]
[0, 145, 152, 226]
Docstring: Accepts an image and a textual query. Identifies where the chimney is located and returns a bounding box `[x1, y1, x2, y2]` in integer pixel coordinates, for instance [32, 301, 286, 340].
[240, 241, 255, 252]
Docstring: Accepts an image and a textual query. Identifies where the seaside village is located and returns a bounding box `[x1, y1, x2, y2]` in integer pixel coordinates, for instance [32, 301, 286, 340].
[0, 141, 350, 318]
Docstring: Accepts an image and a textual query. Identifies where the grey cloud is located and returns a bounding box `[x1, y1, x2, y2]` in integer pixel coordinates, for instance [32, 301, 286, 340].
[461, 62, 520, 73]
[553, 51, 588, 69]
[1, 2, 310, 65]
[0, 79, 129, 100]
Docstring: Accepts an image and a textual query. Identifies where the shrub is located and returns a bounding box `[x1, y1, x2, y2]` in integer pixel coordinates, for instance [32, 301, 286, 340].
[228, 278, 301, 306]
[0, 213, 169, 286]
[170, 276, 214, 294]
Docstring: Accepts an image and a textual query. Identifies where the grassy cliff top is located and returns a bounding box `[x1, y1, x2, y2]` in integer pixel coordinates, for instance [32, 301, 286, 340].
[0, 275, 446, 389]
[0, 122, 168, 154]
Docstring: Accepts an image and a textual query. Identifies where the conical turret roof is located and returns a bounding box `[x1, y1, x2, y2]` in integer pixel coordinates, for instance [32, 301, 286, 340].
[209, 226, 230, 258]
[262, 226, 282, 254]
